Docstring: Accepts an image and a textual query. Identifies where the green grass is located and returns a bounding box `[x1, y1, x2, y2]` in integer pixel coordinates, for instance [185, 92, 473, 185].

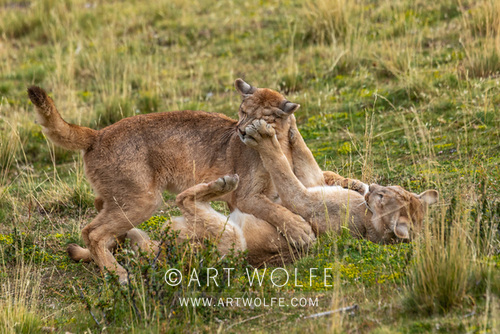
[0, 0, 499, 332]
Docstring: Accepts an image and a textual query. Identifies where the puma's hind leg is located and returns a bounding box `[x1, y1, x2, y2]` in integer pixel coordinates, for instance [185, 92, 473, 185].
[66, 196, 107, 262]
[288, 115, 324, 187]
[288, 116, 368, 195]
[173, 175, 246, 254]
[80, 190, 161, 283]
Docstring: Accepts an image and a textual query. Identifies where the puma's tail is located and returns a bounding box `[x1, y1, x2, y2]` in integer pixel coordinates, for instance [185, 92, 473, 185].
[66, 229, 159, 263]
[27, 86, 97, 150]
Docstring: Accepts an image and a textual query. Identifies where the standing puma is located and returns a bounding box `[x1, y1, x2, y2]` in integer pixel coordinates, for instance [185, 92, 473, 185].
[27, 79, 321, 282]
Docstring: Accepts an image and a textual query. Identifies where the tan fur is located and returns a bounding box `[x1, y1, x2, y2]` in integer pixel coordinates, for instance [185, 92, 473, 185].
[27, 87, 97, 150]
[241, 120, 439, 243]
[28, 80, 318, 283]
[286, 115, 368, 193]
[287, 115, 326, 187]
[66, 228, 159, 264]
[156, 119, 439, 266]
[322, 171, 369, 195]
[116, 119, 438, 267]
[172, 175, 247, 255]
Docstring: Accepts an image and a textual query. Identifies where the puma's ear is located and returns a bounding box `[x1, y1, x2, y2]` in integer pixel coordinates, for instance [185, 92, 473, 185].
[394, 223, 409, 239]
[235, 78, 256, 96]
[418, 189, 439, 206]
[281, 101, 300, 114]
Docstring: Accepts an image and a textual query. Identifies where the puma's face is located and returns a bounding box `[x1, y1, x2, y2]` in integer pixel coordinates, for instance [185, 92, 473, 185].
[365, 184, 439, 243]
[234, 78, 300, 140]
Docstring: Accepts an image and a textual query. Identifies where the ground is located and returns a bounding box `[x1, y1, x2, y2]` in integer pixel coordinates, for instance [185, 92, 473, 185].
[0, 0, 499, 332]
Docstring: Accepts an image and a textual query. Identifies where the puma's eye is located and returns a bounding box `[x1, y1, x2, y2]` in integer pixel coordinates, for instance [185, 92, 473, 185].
[377, 194, 384, 199]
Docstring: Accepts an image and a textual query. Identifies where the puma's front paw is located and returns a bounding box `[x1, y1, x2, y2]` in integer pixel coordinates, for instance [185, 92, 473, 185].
[350, 180, 369, 196]
[241, 119, 276, 148]
[280, 216, 316, 248]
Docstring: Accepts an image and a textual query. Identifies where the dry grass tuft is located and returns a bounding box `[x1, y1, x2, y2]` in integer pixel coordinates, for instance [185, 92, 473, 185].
[459, 0, 500, 77]
[301, 0, 359, 45]
[0, 260, 43, 333]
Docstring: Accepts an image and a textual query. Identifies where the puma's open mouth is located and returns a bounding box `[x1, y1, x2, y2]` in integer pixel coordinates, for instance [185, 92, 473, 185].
[237, 128, 246, 142]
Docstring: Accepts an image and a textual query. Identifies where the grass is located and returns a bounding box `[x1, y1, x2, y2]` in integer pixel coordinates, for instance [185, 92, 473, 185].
[0, 0, 499, 332]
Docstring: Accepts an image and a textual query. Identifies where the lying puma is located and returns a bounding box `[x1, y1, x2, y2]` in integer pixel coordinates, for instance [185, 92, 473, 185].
[136, 120, 438, 266]
[27, 80, 322, 282]
[240, 120, 438, 244]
